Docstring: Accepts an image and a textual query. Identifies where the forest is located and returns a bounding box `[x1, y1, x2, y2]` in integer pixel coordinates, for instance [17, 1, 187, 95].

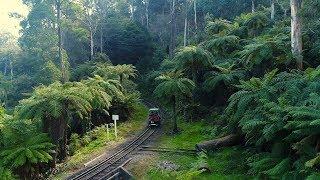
[1, 0, 320, 179]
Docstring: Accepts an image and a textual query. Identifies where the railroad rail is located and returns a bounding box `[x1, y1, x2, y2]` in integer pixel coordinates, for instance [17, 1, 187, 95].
[68, 127, 156, 180]
[139, 146, 198, 154]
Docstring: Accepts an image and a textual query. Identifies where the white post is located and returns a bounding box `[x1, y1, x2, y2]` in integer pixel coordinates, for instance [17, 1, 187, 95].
[114, 120, 117, 139]
[112, 115, 119, 139]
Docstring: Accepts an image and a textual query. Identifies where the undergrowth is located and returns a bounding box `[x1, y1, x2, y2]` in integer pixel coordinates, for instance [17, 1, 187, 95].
[52, 103, 148, 179]
[138, 120, 251, 179]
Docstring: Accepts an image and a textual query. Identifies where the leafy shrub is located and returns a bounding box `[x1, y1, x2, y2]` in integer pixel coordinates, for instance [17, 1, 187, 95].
[205, 19, 233, 36]
[0, 166, 17, 180]
[0, 133, 55, 179]
[225, 67, 320, 177]
[204, 35, 240, 57]
[238, 34, 291, 70]
[235, 12, 270, 37]
[204, 64, 245, 91]
[69, 134, 82, 155]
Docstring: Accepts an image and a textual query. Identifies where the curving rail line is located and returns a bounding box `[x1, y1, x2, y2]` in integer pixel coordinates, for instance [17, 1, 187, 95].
[68, 127, 156, 180]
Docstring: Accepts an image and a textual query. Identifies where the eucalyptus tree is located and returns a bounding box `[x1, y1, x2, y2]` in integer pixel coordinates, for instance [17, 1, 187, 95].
[183, 0, 190, 47]
[55, 0, 67, 83]
[251, 0, 256, 12]
[20, 0, 70, 87]
[0, 33, 17, 83]
[270, 0, 275, 20]
[193, 0, 197, 30]
[154, 71, 195, 132]
[79, 0, 100, 60]
[290, 0, 303, 69]
[144, 0, 150, 29]
[20, 0, 57, 53]
[96, 0, 115, 53]
[169, 0, 177, 58]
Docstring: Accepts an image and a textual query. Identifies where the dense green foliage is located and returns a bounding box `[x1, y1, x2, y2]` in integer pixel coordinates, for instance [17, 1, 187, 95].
[148, 1, 320, 179]
[225, 68, 320, 178]
[0, 62, 139, 178]
[154, 71, 195, 131]
[2, 0, 320, 179]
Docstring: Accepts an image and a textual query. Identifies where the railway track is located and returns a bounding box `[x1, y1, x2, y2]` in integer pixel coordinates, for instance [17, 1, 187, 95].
[68, 127, 156, 180]
[139, 146, 198, 154]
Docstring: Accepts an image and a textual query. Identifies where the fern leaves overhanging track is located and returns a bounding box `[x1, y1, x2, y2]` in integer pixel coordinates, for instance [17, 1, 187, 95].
[68, 127, 156, 180]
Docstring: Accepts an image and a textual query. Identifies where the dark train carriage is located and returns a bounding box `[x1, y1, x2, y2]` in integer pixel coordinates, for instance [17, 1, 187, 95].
[148, 108, 161, 127]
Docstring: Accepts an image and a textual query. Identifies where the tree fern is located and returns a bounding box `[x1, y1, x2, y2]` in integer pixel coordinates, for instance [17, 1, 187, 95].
[265, 158, 291, 177]
[205, 19, 233, 36]
[238, 35, 290, 69]
[154, 71, 195, 131]
[0, 133, 54, 179]
[226, 67, 320, 177]
[174, 46, 213, 83]
[204, 64, 245, 91]
[1, 133, 54, 167]
[0, 166, 17, 180]
[16, 82, 93, 160]
[204, 35, 240, 57]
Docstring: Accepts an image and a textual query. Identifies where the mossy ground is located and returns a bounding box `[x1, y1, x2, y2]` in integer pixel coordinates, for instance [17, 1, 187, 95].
[131, 119, 252, 180]
[52, 103, 148, 179]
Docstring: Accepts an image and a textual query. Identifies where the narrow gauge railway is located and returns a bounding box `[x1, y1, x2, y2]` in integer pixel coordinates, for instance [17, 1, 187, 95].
[68, 127, 156, 180]
[139, 146, 198, 154]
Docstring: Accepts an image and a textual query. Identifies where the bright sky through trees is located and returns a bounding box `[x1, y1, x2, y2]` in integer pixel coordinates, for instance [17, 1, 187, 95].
[0, 0, 28, 37]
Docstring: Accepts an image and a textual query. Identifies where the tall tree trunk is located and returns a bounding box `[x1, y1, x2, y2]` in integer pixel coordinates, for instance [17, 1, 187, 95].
[290, 0, 303, 69]
[56, 0, 66, 83]
[251, 0, 256, 12]
[57, 114, 68, 161]
[130, 5, 133, 19]
[169, 0, 176, 58]
[54, 103, 69, 161]
[90, 29, 94, 60]
[145, 0, 149, 29]
[120, 74, 124, 85]
[172, 96, 178, 132]
[271, 0, 275, 20]
[194, 0, 197, 30]
[192, 68, 197, 85]
[100, 25, 103, 53]
[184, 0, 188, 47]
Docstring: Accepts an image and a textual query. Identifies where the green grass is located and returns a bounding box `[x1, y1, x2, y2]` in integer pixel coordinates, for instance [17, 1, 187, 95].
[139, 120, 251, 180]
[200, 147, 252, 179]
[52, 103, 148, 179]
[159, 120, 214, 149]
